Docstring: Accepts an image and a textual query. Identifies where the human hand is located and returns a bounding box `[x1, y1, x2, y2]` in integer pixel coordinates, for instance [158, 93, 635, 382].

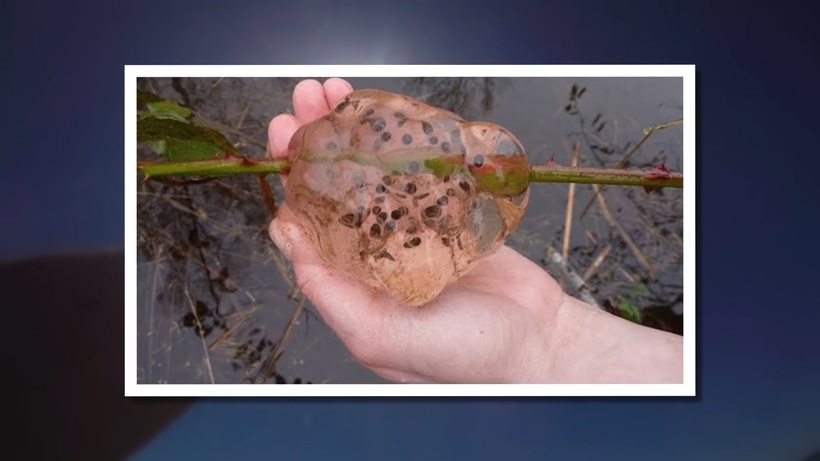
[268, 79, 683, 384]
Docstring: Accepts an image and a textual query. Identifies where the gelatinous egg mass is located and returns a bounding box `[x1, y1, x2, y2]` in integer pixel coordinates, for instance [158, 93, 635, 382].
[284, 89, 530, 306]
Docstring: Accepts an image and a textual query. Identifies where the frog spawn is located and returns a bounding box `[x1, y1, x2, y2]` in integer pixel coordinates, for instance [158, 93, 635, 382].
[284, 89, 530, 306]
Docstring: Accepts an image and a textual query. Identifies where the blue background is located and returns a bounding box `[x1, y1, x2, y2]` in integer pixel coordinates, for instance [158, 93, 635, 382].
[5, 0, 819, 459]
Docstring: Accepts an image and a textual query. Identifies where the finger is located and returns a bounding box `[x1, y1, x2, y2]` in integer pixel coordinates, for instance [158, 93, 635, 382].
[268, 113, 300, 159]
[267, 113, 300, 187]
[322, 78, 354, 107]
[293, 79, 332, 126]
[269, 79, 353, 188]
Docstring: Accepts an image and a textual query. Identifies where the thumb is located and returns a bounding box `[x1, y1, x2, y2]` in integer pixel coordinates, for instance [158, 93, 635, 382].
[268, 209, 344, 314]
[269, 204, 324, 266]
[268, 205, 405, 337]
[268, 216, 295, 261]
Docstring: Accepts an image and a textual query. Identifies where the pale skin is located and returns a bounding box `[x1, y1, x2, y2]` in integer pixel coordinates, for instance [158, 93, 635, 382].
[269, 78, 683, 384]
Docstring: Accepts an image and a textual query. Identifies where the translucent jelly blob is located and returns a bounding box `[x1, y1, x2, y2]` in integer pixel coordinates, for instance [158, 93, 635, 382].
[284, 89, 530, 306]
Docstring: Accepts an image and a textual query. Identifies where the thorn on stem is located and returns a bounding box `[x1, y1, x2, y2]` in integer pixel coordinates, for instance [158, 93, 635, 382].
[646, 163, 672, 180]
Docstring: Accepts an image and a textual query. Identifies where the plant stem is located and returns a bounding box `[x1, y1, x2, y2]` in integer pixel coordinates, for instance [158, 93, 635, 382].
[137, 158, 683, 188]
[138, 158, 291, 177]
[529, 165, 682, 188]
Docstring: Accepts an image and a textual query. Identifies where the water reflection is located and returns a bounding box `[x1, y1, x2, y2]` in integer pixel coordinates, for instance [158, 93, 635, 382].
[136, 76, 683, 384]
[403, 77, 510, 118]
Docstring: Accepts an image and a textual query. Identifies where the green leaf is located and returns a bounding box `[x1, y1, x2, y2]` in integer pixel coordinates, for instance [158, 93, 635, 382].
[138, 117, 236, 162]
[146, 100, 191, 122]
[616, 298, 642, 324]
[628, 282, 651, 299]
[136, 89, 237, 162]
[137, 90, 163, 110]
[146, 140, 167, 155]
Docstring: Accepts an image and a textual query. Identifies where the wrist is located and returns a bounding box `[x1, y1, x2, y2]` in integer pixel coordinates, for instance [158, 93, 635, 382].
[519, 294, 683, 384]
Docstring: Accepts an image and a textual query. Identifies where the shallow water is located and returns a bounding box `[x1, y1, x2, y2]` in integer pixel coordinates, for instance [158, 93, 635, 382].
[136, 76, 683, 384]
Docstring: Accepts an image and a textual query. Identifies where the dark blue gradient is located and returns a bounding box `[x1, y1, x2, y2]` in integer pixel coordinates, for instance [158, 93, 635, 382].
[6, 0, 818, 459]
[134, 396, 819, 460]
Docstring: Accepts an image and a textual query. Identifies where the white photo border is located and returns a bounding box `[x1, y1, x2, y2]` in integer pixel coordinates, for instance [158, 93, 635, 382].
[125, 65, 695, 397]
